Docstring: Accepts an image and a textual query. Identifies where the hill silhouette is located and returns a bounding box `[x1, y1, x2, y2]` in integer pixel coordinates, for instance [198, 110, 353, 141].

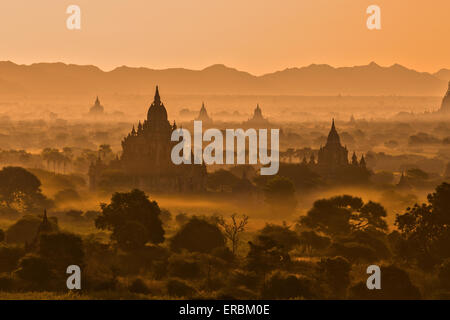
[0, 61, 447, 97]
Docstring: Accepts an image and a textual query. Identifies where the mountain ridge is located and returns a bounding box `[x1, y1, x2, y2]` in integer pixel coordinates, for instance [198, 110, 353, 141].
[0, 61, 448, 97]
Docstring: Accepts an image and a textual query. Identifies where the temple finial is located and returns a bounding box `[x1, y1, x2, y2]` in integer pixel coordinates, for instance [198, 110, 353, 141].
[154, 86, 160, 103]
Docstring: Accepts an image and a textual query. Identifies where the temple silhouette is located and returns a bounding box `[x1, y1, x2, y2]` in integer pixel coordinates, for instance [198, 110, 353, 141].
[88, 96, 105, 116]
[89, 86, 207, 192]
[302, 120, 368, 182]
[244, 104, 270, 127]
[438, 81, 450, 113]
[196, 102, 213, 123]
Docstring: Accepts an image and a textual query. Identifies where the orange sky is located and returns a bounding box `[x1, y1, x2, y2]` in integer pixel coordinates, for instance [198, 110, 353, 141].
[0, 0, 448, 74]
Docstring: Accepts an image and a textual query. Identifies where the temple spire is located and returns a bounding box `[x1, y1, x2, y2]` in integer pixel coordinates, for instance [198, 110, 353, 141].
[154, 86, 161, 104]
[360, 155, 366, 168]
[326, 118, 341, 145]
[43, 209, 48, 224]
[352, 152, 358, 166]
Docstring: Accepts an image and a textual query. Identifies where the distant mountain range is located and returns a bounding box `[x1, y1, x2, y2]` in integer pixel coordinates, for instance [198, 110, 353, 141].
[0, 61, 448, 97]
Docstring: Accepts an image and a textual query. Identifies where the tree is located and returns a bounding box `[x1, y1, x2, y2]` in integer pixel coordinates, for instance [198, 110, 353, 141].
[349, 265, 421, 299]
[277, 163, 322, 190]
[0, 166, 52, 211]
[39, 232, 84, 273]
[245, 224, 296, 281]
[6, 214, 58, 245]
[263, 176, 297, 214]
[98, 144, 114, 161]
[170, 217, 225, 253]
[318, 256, 351, 299]
[62, 147, 74, 174]
[41, 148, 65, 173]
[298, 230, 330, 255]
[207, 169, 240, 192]
[395, 182, 450, 268]
[95, 189, 164, 250]
[114, 221, 149, 251]
[262, 271, 315, 299]
[438, 258, 450, 290]
[15, 254, 53, 289]
[54, 188, 81, 204]
[218, 213, 249, 254]
[0, 244, 25, 272]
[299, 195, 387, 237]
[330, 229, 391, 263]
[255, 223, 299, 253]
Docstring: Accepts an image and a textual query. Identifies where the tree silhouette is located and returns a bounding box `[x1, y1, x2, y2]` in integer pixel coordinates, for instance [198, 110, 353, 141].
[349, 265, 421, 299]
[98, 144, 114, 161]
[318, 256, 351, 299]
[170, 217, 225, 253]
[15, 254, 53, 289]
[255, 223, 299, 253]
[0, 166, 52, 212]
[39, 232, 84, 274]
[62, 147, 74, 173]
[95, 189, 164, 250]
[207, 169, 240, 192]
[218, 213, 249, 254]
[300, 195, 387, 236]
[263, 176, 297, 214]
[298, 230, 330, 255]
[395, 182, 450, 268]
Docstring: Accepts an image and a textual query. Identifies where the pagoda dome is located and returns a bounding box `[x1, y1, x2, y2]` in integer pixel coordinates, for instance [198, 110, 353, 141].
[147, 86, 168, 122]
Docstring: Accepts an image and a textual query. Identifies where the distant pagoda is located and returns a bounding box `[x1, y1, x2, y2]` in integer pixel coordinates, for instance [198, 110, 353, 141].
[302, 119, 368, 182]
[196, 102, 213, 123]
[244, 104, 269, 127]
[89, 96, 104, 116]
[439, 81, 450, 113]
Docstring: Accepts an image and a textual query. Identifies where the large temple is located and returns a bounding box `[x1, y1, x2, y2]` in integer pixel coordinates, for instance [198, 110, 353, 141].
[317, 119, 351, 170]
[89, 86, 207, 193]
[438, 81, 450, 113]
[302, 120, 367, 181]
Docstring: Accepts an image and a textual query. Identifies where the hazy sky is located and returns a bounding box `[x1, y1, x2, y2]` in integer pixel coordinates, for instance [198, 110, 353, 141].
[0, 0, 448, 74]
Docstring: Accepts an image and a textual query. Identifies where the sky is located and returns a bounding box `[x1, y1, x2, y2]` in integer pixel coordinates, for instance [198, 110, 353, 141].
[0, 0, 448, 75]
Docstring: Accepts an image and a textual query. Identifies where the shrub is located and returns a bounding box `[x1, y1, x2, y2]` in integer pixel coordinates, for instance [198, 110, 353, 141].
[15, 254, 53, 289]
[438, 258, 450, 290]
[168, 254, 203, 279]
[6, 214, 58, 244]
[0, 274, 14, 291]
[166, 279, 197, 297]
[318, 256, 351, 298]
[262, 271, 315, 299]
[349, 265, 421, 299]
[129, 278, 150, 294]
[39, 232, 84, 274]
[0, 244, 25, 273]
[229, 270, 260, 291]
[84, 210, 101, 220]
[170, 217, 225, 253]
